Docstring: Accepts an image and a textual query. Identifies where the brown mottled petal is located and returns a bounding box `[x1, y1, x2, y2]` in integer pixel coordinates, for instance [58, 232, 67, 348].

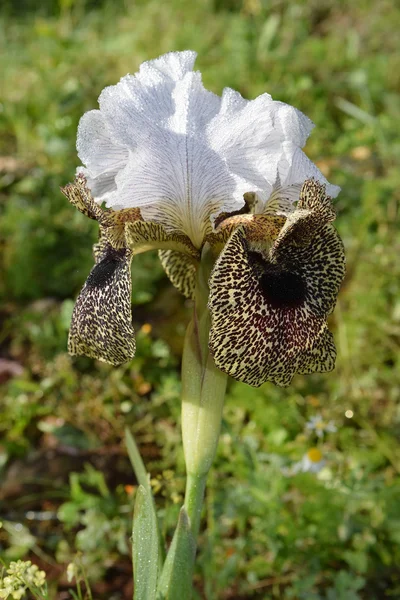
[125, 221, 199, 258]
[93, 230, 108, 262]
[62, 174, 141, 250]
[158, 250, 198, 299]
[61, 173, 104, 221]
[272, 179, 336, 251]
[271, 181, 345, 318]
[68, 243, 135, 365]
[207, 213, 285, 252]
[208, 227, 325, 386]
[260, 183, 302, 216]
[297, 178, 336, 217]
[297, 328, 337, 375]
[101, 206, 142, 249]
[208, 180, 345, 387]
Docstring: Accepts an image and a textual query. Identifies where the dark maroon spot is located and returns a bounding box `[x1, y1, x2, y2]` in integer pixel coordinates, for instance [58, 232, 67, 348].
[248, 251, 306, 309]
[86, 248, 126, 289]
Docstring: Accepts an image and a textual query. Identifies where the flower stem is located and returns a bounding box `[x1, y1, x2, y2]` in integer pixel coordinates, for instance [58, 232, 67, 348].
[184, 472, 207, 541]
[161, 244, 227, 598]
[181, 243, 227, 536]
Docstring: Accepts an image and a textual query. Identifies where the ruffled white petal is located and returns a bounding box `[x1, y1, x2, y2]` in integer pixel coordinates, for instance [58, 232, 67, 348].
[169, 72, 220, 133]
[207, 91, 315, 201]
[76, 111, 129, 201]
[77, 167, 118, 199]
[271, 101, 314, 147]
[138, 50, 197, 82]
[256, 142, 341, 214]
[98, 51, 199, 149]
[107, 73, 248, 247]
[76, 50, 340, 247]
[281, 142, 340, 197]
[77, 110, 129, 176]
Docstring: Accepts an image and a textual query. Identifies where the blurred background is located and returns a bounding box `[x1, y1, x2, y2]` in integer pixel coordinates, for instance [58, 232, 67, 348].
[0, 0, 399, 598]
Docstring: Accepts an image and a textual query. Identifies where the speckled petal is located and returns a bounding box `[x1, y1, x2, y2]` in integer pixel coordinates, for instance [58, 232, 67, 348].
[159, 249, 197, 299]
[297, 327, 337, 374]
[125, 220, 199, 258]
[207, 213, 285, 254]
[61, 173, 104, 221]
[271, 179, 345, 317]
[61, 174, 141, 249]
[68, 244, 135, 365]
[208, 179, 345, 387]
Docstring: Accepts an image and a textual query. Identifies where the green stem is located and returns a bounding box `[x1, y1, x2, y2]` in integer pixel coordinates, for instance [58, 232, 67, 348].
[181, 242, 227, 544]
[184, 473, 207, 541]
[159, 243, 227, 598]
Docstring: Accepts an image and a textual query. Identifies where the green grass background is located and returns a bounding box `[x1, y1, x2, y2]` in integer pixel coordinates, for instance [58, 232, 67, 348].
[0, 0, 399, 598]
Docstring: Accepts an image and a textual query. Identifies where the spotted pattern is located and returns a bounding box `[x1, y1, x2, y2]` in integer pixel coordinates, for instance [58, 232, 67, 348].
[61, 174, 104, 221]
[208, 179, 345, 387]
[125, 221, 199, 258]
[62, 175, 199, 364]
[62, 175, 138, 363]
[207, 213, 285, 254]
[61, 174, 141, 249]
[158, 250, 198, 299]
[68, 244, 136, 365]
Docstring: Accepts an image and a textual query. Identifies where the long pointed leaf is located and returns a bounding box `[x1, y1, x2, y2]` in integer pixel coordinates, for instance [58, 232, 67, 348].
[133, 485, 159, 600]
[125, 428, 165, 569]
[156, 507, 196, 600]
[125, 427, 152, 493]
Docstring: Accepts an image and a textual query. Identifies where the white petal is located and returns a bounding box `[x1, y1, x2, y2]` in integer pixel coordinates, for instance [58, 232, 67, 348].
[256, 142, 340, 214]
[107, 134, 246, 248]
[280, 142, 341, 197]
[76, 50, 340, 247]
[138, 50, 197, 81]
[219, 87, 249, 114]
[101, 72, 246, 247]
[76, 167, 117, 200]
[77, 110, 129, 178]
[209, 91, 276, 154]
[208, 91, 284, 190]
[272, 101, 314, 147]
[168, 71, 220, 134]
[98, 53, 199, 150]
[99, 77, 170, 149]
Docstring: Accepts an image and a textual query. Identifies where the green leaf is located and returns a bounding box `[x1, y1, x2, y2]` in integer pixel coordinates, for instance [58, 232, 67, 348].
[125, 427, 152, 493]
[133, 485, 160, 600]
[125, 428, 165, 570]
[156, 507, 196, 600]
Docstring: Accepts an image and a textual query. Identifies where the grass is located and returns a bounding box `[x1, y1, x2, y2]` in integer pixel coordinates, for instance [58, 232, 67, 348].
[0, 0, 399, 598]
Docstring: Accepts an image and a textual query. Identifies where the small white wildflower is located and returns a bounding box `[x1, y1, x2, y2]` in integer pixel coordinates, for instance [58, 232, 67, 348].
[283, 447, 327, 476]
[306, 414, 337, 438]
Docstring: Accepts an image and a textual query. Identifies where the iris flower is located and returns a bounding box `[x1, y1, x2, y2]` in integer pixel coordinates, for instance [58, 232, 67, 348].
[62, 50, 345, 387]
